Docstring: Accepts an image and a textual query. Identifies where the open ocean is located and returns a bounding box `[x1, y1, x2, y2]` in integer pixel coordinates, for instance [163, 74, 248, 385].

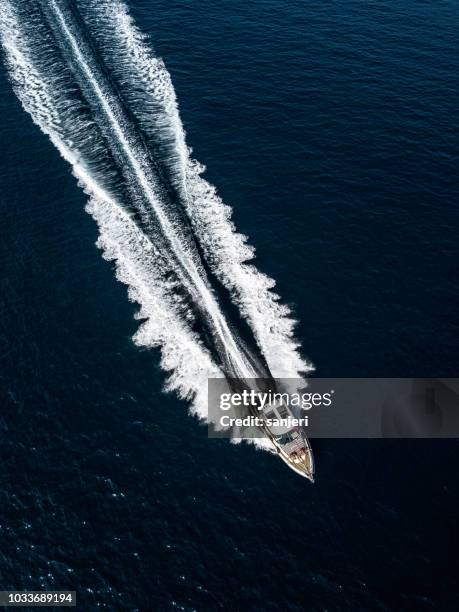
[0, 0, 458, 609]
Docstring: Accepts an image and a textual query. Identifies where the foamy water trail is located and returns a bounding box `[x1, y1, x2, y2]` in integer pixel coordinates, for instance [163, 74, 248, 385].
[0, 0, 311, 441]
[78, 0, 312, 379]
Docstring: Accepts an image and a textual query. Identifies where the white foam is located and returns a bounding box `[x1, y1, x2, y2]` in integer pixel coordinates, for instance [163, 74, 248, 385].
[0, 0, 312, 452]
[86, 0, 313, 379]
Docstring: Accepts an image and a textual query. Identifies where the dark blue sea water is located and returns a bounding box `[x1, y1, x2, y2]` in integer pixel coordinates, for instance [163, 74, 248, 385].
[0, 0, 458, 609]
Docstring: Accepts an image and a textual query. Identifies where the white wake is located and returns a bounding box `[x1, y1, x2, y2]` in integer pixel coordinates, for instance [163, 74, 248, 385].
[0, 0, 312, 431]
[79, 0, 312, 380]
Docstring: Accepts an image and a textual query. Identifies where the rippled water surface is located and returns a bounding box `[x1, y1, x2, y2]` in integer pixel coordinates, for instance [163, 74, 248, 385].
[0, 0, 458, 609]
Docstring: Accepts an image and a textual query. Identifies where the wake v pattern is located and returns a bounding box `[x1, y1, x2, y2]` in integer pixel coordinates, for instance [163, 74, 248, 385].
[0, 0, 311, 427]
